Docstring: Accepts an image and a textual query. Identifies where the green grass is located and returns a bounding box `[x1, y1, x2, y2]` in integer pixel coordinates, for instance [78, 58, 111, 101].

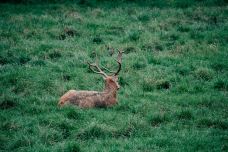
[1, 0, 228, 151]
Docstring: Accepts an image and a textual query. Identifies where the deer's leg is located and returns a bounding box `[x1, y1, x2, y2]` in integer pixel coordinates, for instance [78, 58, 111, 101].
[78, 98, 96, 108]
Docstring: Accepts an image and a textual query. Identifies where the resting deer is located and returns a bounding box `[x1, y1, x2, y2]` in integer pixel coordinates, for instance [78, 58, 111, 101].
[58, 50, 123, 108]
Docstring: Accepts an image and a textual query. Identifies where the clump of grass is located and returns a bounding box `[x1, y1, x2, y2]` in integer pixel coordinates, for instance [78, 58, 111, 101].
[194, 67, 214, 81]
[92, 8, 105, 17]
[11, 137, 32, 150]
[214, 79, 228, 91]
[30, 59, 46, 66]
[127, 8, 136, 15]
[66, 109, 83, 120]
[133, 60, 147, 70]
[128, 30, 140, 41]
[76, 124, 113, 140]
[37, 44, 53, 53]
[0, 96, 18, 110]
[211, 61, 227, 72]
[141, 43, 153, 52]
[92, 36, 103, 44]
[58, 122, 71, 139]
[190, 30, 205, 40]
[138, 14, 150, 22]
[149, 114, 169, 127]
[169, 34, 179, 41]
[155, 44, 164, 51]
[78, 0, 93, 6]
[118, 76, 128, 86]
[177, 110, 193, 120]
[59, 28, 80, 40]
[62, 74, 71, 81]
[65, 142, 81, 152]
[196, 96, 227, 109]
[177, 25, 190, 32]
[105, 26, 124, 35]
[114, 124, 135, 138]
[48, 50, 62, 59]
[175, 65, 191, 76]
[0, 100, 17, 109]
[132, 56, 147, 70]
[197, 118, 228, 130]
[124, 46, 137, 54]
[156, 80, 171, 90]
[146, 55, 161, 65]
[18, 54, 30, 64]
[142, 78, 171, 91]
[174, 0, 194, 8]
[113, 101, 131, 112]
[0, 51, 30, 65]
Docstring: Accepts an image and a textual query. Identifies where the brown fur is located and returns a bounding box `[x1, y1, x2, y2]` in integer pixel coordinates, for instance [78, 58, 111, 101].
[59, 76, 120, 108]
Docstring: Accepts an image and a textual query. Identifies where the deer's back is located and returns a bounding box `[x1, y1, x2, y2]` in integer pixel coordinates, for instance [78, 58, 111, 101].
[60, 90, 105, 108]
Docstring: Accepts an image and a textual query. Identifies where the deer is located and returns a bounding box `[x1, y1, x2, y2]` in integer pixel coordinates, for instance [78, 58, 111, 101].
[58, 50, 124, 108]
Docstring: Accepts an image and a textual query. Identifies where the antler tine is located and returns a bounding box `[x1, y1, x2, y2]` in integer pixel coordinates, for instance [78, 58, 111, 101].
[100, 64, 116, 73]
[114, 49, 124, 76]
[87, 62, 108, 78]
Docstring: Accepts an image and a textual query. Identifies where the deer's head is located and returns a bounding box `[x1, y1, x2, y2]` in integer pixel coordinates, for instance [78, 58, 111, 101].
[88, 50, 123, 91]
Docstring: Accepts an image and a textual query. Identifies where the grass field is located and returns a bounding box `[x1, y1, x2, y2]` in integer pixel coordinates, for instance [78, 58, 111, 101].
[0, 0, 228, 151]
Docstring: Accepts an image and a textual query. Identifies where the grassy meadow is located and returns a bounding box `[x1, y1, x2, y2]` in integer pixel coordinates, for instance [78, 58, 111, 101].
[0, 0, 228, 151]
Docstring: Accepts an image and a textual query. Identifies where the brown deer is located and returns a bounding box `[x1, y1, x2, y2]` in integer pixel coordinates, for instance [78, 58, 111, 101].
[58, 50, 123, 108]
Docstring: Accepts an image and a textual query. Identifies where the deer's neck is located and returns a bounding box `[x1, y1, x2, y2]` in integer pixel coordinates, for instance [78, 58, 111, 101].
[103, 84, 117, 97]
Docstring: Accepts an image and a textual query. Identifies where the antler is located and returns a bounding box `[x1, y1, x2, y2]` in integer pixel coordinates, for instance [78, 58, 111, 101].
[113, 49, 123, 76]
[87, 49, 123, 77]
[87, 62, 108, 78]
